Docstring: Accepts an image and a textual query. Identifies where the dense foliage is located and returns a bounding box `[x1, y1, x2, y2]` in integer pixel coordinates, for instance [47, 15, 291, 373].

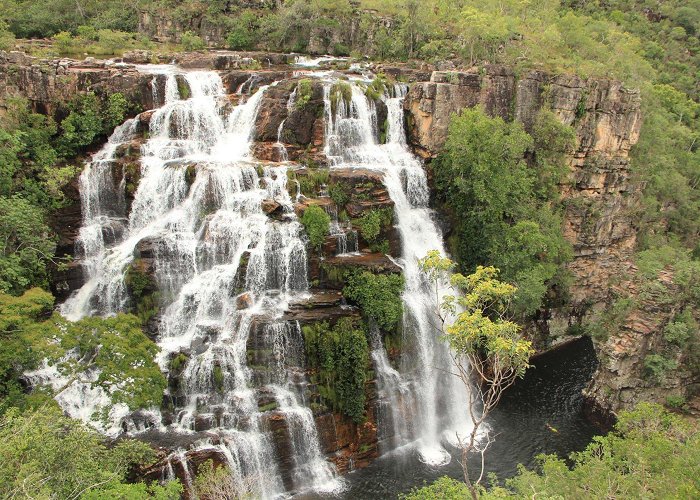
[0, 95, 129, 294]
[435, 108, 573, 316]
[0, 405, 181, 499]
[302, 318, 369, 422]
[343, 270, 404, 332]
[0, 288, 166, 417]
[405, 403, 700, 499]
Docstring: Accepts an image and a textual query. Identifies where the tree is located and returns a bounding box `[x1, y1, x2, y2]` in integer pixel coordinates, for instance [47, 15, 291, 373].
[500, 403, 700, 498]
[0, 287, 54, 414]
[406, 403, 700, 499]
[0, 196, 57, 294]
[419, 251, 533, 500]
[435, 107, 572, 316]
[24, 313, 167, 411]
[343, 270, 404, 332]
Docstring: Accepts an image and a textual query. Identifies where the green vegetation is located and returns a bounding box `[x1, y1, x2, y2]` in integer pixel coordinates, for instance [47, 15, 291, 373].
[302, 318, 369, 422]
[300, 204, 331, 250]
[364, 73, 389, 101]
[329, 81, 353, 115]
[1, 0, 138, 38]
[194, 460, 254, 499]
[435, 108, 573, 316]
[295, 79, 314, 110]
[343, 270, 404, 332]
[1, 288, 166, 415]
[0, 20, 14, 50]
[0, 405, 181, 499]
[181, 30, 205, 51]
[356, 207, 393, 245]
[0, 92, 132, 295]
[0, 197, 57, 294]
[52, 28, 153, 56]
[328, 181, 350, 207]
[226, 10, 259, 50]
[406, 403, 700, 499]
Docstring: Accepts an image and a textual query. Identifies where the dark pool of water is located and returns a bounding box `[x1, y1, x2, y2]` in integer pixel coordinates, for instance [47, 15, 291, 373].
[338, 336, 599, 499]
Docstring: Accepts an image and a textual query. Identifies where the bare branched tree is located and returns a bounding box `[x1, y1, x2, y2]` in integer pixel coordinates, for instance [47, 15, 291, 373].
[420, 250, 533, 500]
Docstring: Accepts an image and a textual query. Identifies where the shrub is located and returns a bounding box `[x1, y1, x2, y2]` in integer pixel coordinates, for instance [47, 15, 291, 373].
[181, 30, 205, 51]
[300, 205, 331, 250]
[364, 74, 389, 101]
[0, 21, 15, 51]
[295, 79, 313, 110]
[328, 182, 349, 207]
[344, 271, 404, 331]
[644, 354, 678, 382]
[357, 208, 393, 243]
[664, 309, 696, 347]
[53, 31, 75, 53]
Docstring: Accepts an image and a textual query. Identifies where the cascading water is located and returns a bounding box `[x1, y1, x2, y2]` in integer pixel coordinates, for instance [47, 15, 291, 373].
[61, 68, 341, 497]
[323, 80, 471, 465]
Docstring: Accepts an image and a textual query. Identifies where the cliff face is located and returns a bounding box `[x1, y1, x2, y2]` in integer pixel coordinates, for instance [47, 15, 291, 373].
[404, 66, 699, 417]
[405, 66, 642, 331]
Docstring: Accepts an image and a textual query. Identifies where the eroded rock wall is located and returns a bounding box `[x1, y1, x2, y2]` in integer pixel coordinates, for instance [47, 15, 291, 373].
[405, 67, 642, 325]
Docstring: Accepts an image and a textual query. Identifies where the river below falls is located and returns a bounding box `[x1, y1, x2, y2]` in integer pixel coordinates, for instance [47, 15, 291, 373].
[318, 336, 598, 499]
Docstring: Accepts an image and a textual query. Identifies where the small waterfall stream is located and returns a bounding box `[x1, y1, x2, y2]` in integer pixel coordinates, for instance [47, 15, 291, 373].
[323, 81, 471, 465]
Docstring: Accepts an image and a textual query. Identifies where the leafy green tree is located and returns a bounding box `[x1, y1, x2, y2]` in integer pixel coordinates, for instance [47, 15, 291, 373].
[407, 403, 700, 499]
[181, 30, 205, 51]
[0, 196, 56, 294]
[0, 405, 181, 499]
[0, 288, 54, 413]
[435, 107, 572, 316]
[57, 92, 104, 157]
[356, 208, 393, 244]
[25, 313, 167, 411]
[226, 10, 258, 50]
[420, 251, 533, 500]
[300, 204, 331, 250]
[403, 476, 470, 499]
[500, 403, 700, 498]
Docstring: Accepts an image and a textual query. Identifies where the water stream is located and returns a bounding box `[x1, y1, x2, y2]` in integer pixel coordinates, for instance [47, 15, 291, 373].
[62, 69, 341, 497]
[323, 81, 471, 465]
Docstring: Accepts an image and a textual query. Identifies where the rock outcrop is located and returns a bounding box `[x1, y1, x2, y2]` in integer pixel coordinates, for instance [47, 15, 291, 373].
[0, 51, 158, 115]
[405, 66, 642, 323]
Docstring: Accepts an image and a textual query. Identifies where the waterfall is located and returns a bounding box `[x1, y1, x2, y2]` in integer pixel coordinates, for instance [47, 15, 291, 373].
[323, 81, 471, 465]
[61, 68, 342, 497]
